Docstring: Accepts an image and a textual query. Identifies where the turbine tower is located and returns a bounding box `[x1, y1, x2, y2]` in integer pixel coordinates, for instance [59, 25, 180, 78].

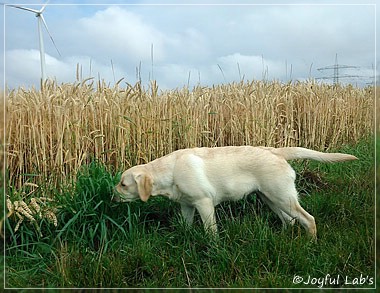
[8, 3, 61, 82]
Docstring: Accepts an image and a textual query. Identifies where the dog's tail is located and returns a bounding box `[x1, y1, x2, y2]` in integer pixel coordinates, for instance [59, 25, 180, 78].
[272, 147, 358, 163]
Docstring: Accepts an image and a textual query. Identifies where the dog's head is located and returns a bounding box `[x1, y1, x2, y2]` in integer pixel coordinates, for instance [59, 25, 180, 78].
[113, 165, 153, 202]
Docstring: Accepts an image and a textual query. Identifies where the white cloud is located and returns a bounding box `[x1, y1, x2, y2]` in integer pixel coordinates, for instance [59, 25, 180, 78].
[170, 28, 212, 63]
[5, 49, 42, 87]
[4, 49, 128, 87]
[154, 63, 203, 89]
[5, 49, 80, 87]
[78, 6, 167, 62]
[3, 3, 377, 89]
[216, 53, 284, 81]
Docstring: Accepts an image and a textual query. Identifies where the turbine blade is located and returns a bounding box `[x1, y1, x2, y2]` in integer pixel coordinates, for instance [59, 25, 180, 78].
[40, 0, 50, 14]
[8, 5, 40, 14]
[40, 14, 61, 57]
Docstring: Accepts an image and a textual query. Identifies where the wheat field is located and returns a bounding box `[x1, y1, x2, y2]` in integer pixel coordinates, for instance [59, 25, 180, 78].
[5, 79, 374, 188]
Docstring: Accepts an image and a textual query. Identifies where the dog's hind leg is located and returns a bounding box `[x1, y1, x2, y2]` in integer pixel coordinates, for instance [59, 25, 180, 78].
[259, 162, 317, 239]
[282, 200, 317, 239]
[258, 193, 296, 227]
[277, 195, 317, 239]
[261, 186, 317, 239]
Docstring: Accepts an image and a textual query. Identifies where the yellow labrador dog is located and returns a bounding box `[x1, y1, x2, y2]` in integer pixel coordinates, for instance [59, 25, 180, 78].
[114, 146, 357, 238]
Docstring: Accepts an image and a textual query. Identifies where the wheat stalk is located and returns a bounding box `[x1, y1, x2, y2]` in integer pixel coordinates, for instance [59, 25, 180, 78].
[5, 80, 374, 189]
[5, 196, 58, 235]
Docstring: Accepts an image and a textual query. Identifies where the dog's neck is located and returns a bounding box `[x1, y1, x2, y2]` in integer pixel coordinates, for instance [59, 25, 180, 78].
[145, 155, 176, 199]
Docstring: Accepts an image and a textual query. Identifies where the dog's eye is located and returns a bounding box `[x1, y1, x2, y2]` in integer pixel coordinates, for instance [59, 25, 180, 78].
[121, 182, 127, 188]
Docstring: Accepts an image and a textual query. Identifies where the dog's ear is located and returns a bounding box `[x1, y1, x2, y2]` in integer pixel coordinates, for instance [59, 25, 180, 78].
[134, 172, 153, 202]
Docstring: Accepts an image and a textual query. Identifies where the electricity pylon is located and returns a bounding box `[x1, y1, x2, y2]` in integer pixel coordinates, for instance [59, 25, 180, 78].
[317, 54, 359, 85]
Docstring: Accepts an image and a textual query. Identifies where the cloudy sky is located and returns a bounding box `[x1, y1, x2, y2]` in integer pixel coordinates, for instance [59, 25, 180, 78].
[1, 0, 378, 89]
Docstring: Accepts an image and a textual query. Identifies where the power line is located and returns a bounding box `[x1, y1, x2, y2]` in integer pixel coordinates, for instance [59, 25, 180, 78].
[316, 53, 360, 85]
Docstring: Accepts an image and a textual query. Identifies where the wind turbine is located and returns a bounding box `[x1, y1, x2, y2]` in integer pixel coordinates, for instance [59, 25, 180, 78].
[8, 2, 61, 82]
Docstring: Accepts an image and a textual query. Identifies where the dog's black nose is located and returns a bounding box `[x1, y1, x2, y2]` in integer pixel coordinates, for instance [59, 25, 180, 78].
[112, 188, 121, 202]
[112, 195, 121, 202]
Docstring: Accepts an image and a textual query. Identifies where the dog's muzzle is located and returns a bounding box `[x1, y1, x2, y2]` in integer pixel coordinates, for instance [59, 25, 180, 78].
[112, 188, 122, 202]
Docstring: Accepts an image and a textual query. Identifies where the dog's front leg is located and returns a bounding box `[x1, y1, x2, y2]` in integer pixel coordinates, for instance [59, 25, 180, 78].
[180, 203, 195, 226]
[194, 198, 217, 235]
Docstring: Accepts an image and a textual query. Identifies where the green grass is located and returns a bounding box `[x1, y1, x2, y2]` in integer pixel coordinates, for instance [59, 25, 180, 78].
[4, 137, 375, 289]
